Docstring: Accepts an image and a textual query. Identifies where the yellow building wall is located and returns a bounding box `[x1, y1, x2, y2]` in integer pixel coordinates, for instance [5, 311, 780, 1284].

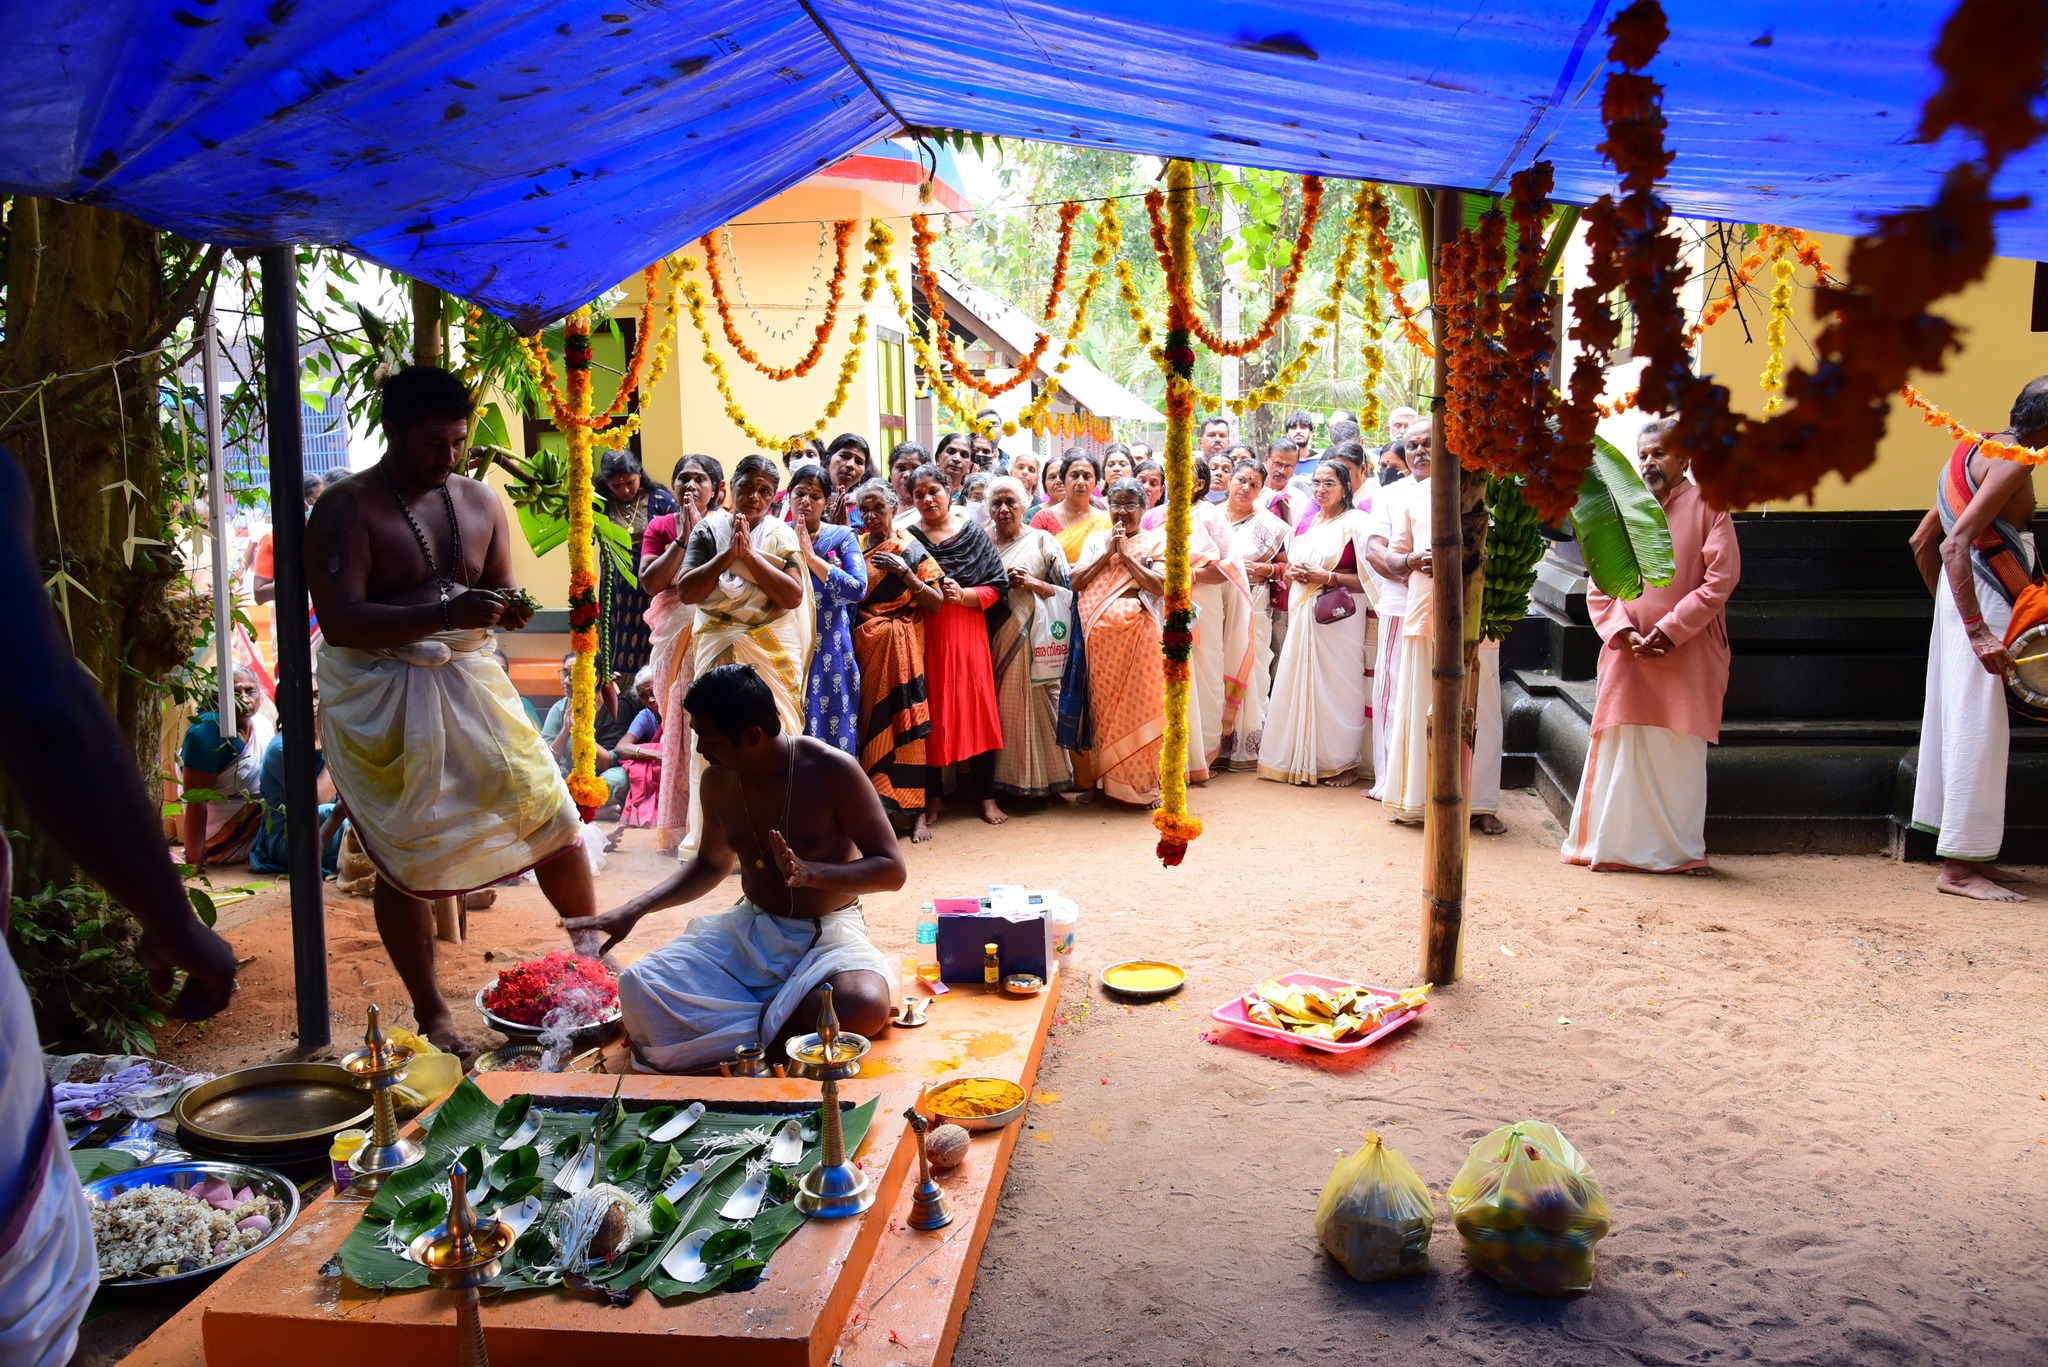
[481, 178, 919, 620]
[1697, 231, 2044, 512]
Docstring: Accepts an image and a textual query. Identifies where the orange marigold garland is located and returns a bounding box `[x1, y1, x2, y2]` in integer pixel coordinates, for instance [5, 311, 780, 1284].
[1366, 187, 1435, 357]
[1505, 162, 1568, 517]
[1154, 159, 1202, 867]
[912, 205, 1078, 399]
[700, 219, 856, 381]
[1144, 177, 1326, 357]
[1574, 0, 2048, 508]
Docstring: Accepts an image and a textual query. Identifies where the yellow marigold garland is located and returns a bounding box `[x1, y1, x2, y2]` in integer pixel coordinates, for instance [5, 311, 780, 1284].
[678, 221, 887, 452]
[561, 307, 607, 820]
[1760, 236, 1793, 414]
[1153, 159, 1201, 867]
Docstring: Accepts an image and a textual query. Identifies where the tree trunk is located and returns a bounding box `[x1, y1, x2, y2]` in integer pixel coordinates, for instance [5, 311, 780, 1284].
[0, 200, 180, 892]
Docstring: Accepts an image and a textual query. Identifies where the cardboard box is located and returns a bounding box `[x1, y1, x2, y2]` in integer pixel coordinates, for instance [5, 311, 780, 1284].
[936, 900, 1048, 983]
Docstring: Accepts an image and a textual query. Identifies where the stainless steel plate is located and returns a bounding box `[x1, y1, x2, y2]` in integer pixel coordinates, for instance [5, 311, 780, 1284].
[84, 1161, 301, 1286]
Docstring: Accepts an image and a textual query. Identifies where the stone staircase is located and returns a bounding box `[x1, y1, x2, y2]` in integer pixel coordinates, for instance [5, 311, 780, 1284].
[1498, 511, 2048, 862]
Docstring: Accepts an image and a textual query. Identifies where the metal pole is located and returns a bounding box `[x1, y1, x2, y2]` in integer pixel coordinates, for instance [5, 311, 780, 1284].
[1422, 189, 1466, 987]
[261, 245, 330, 1050]
[200, 316, 233, 738]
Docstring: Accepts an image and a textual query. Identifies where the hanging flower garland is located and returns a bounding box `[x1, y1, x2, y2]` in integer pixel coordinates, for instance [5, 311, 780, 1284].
[1358, 223, 1387, 439]
[700, 219, 856, 380]
[1759, 236, 1793, 414]
[560, 307, 607, 821]
[1504, 161, 1566, 516]
[1365, 187, 1435, 356]
[679, 221, 888, 452]
[1040, 410, 1113, 443]
[1142, 177, 1326, 357]
[524, 262, 664, 426]
[1178, 184, 1374, 417]
[1154, 158, 1202, 868]
[911, 203, 1082, 399]
[1566, 0, 2048, 508]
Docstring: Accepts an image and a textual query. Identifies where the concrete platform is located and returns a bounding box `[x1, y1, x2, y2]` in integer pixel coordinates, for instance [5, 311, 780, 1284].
[119, 976, 1061, 1367]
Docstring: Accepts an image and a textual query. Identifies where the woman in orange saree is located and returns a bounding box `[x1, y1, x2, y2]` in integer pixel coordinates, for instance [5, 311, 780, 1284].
[850, 480, 946, 840]
[1069, 480, 1171, 806]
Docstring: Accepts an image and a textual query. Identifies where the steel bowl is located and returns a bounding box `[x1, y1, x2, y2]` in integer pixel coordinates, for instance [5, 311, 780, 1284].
[473, 986, 624, 1052]
[84, 1160, 302, 1286]
[922, 1077, 1027, 1133]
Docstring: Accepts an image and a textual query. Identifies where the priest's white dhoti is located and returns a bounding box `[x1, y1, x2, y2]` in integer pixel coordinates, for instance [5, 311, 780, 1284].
[618, 898, 893, 1073]
[1910, 574, 2014, 861]
[1472, 642, 1503, 816]
[318, 628, 582, 897]
[1560, 723, 1709, 872]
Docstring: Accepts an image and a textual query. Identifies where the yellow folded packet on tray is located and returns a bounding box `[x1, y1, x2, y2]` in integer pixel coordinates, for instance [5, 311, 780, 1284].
[1242, 980, 1431, 1042]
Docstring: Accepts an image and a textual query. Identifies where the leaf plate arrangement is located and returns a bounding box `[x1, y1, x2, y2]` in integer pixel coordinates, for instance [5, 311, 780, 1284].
[335, 1079, 874, 1300]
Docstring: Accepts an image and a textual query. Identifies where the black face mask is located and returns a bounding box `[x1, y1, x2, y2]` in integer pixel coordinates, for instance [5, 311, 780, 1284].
[1379, 464, 1404, 486]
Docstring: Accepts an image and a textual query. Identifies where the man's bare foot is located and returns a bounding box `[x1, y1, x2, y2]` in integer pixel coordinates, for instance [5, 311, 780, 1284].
[1325, 769, 1359, 789]
[1937, 861, 2027, 902]
[415, 1011, 478, 1063]
[980, 799, 1009, 826]
[1472, 813, 1507, 835]
[911, 814, 933, 843]
[1682, 865, 1712, 876]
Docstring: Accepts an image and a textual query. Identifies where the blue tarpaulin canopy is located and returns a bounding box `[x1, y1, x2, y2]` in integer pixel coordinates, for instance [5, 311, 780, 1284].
[2, 1, 2036, 328]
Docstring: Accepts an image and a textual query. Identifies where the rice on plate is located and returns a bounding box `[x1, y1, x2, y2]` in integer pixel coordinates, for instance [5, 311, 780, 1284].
[90, 1184, 283, 1280]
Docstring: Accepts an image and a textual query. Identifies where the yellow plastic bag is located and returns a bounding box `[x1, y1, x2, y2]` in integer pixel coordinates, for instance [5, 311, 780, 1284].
[1313, 1132, 1434, 1282]
[1448, 1120, 1610, 1296]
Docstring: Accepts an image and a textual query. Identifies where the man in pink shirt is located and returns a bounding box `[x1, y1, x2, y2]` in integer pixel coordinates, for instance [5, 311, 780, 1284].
[1561, 419, 1741, 873]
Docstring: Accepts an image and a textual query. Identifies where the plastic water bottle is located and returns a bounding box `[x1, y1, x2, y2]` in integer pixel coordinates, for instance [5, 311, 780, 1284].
[915, 901, 941, 984]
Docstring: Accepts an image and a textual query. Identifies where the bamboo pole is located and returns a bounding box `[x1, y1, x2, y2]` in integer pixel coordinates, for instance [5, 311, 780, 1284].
[1421, 188, 1467, 987]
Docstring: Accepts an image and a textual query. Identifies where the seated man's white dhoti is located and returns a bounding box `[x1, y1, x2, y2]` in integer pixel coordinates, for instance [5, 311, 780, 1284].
[1559, 723, 1709, 872]
[317, 628, 582, 897]
[618, 899, 893, 1073]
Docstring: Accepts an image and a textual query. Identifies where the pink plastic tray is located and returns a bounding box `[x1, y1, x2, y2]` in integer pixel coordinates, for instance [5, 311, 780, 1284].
[1210, 971, 1427, 1053]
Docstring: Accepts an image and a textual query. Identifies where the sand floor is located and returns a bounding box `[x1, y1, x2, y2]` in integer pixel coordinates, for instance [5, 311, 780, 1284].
[124, 775, 2048, 1365]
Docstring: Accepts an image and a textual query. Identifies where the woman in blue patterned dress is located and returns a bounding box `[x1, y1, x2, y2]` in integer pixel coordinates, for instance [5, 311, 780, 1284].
[787, 461, 868, 753]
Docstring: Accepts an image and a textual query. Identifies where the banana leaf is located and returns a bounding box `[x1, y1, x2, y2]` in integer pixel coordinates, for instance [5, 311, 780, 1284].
[335, 1079, 875, 1296]
[1570, 434, 1674, 600]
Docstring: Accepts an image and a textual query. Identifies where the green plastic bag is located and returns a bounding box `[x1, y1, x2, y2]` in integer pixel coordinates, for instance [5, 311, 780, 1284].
[1448, 1120, 1610, 1296]
[1313, 1132, 1434, 1282]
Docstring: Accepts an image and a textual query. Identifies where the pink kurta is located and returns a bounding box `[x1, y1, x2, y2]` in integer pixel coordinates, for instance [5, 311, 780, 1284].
[1586, 482, 1741, 743]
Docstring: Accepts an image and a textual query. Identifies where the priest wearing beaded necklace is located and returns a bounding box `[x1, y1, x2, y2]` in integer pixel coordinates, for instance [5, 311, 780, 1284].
[305, 365, 594, 1055]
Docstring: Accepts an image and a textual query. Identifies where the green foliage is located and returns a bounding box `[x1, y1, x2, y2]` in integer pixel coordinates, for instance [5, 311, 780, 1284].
[5, 874, 166, 1055]
[1571, 435, 1675, 600]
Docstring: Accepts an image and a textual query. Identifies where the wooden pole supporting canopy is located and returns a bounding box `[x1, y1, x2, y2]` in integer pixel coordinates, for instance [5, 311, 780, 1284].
[1421, 188, 1467, 987]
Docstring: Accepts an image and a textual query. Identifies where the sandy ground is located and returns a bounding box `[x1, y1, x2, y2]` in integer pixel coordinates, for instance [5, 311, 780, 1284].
[99, 776, 2048, 1365]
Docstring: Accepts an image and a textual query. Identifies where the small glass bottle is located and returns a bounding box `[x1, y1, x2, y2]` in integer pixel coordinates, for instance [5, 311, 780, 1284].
[983, 941, 1001, 985]
[330, 1128, 368, 1192]
[916, 902, 941, 983]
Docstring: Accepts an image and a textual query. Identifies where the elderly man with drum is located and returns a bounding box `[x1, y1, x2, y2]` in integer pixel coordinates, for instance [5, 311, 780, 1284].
[1907, 377, 2048, 902]
[1561, 419, 1741, 873]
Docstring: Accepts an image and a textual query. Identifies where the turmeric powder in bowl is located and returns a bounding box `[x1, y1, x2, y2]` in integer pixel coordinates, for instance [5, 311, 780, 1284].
[925, 1077, 1026, 1125]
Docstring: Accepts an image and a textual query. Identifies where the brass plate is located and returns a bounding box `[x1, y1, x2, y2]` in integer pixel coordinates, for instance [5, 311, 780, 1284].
[175, 1063, 370, 1147]
[1098, 958, 1187, 1000]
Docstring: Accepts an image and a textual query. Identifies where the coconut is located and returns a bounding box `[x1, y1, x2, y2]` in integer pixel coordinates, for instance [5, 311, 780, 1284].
[926, 1124, 970, 1170]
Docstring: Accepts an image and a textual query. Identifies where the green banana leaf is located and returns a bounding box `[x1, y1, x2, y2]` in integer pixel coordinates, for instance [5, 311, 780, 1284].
[336, 1079, 876, 1297]
[1571, 435, 1675, 600]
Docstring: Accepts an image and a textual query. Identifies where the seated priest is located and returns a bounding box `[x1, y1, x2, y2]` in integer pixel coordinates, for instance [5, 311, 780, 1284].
[568, 664, 900, 1072]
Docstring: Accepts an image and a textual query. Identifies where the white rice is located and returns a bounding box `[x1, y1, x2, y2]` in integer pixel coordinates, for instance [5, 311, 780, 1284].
[89, 1185, 281, 1280]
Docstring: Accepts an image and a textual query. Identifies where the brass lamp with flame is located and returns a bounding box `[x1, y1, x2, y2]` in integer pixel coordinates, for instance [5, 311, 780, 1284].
[340, 1003, 422, 1193]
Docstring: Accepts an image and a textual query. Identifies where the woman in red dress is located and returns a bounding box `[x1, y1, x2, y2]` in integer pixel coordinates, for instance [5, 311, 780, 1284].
[905, 465, 1009, 827]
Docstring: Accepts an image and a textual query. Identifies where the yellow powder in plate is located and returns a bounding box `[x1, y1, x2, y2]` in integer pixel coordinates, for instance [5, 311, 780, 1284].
[927, 1079, 1023, 1118]
[1103, 962, 1185, 993]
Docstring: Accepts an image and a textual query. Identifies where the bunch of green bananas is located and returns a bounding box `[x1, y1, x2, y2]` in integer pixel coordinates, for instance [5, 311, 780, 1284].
[1481, 474, 1544, 642]
[504, 445, 569, 521]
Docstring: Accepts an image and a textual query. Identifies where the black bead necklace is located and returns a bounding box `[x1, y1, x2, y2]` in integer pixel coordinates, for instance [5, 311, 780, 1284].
[382, 464, 467, 629]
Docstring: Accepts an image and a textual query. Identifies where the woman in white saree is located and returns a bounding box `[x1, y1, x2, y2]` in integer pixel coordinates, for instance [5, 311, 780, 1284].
[1257, 463, 1376, 787]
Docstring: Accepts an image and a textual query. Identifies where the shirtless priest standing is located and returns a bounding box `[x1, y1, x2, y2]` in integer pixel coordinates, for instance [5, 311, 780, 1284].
[572, 664, 901, 1072]
[306, 365, 597, 1052]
